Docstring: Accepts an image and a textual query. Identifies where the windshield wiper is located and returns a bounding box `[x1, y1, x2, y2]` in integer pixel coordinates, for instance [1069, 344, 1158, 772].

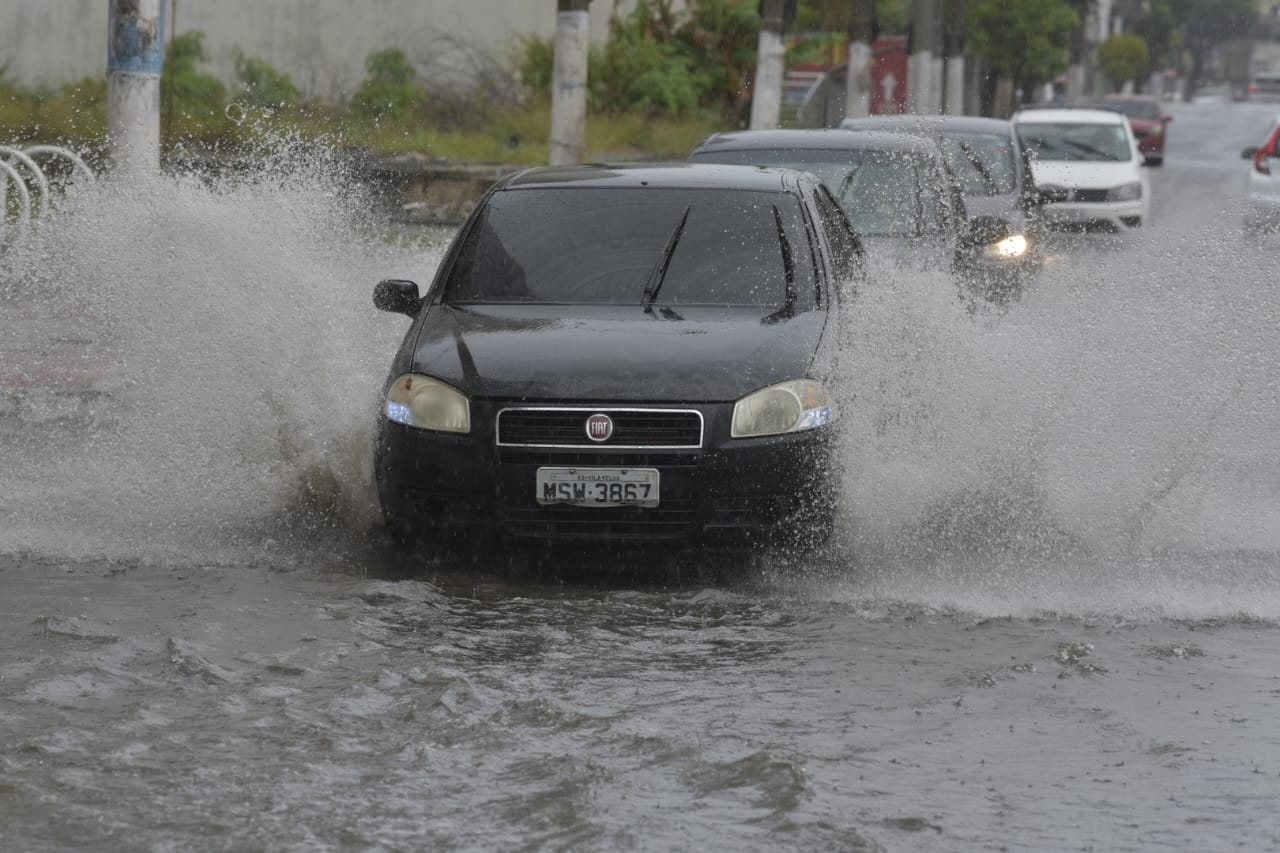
[771, 204, 797, 318]
[957, 140, 998, 193]
[641, 205, 692, 312]
[1062, 139, 1120, 160]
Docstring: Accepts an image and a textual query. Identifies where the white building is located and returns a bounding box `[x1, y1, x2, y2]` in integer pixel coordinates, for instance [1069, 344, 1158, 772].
[1, 0, 628, 101]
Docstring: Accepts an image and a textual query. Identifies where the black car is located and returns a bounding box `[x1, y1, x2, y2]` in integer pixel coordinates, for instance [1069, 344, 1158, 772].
[839, 115, 1044, 286]
[688, 128, 1024, 303]
[371, 163, 860, 555]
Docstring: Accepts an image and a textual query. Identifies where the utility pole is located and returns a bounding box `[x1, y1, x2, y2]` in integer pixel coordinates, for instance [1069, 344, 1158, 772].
[550, 0, 590, 166]
[107, 0, 166, 172]
[845, 0, 876, 119]
[909, 0, 943, 113]
[750, 0, 788, 129]
[942, 0, 965, 114]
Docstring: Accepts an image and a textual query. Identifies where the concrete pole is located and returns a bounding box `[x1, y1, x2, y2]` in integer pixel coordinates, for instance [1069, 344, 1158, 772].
[845, 0, 875, 119]
[107, 0, 165, 172]
[943, 0, 965, 114]
[908, 0, 943, 113]
[549, 0, 590, 166]
[750, 0, 787, 129]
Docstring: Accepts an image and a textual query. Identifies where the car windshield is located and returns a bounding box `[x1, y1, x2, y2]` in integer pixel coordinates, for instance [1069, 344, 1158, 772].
[443, 187, 811, 306]
[938, 131, 1018, 195]
[1102, 99, 1160, 119]
[689, 147, 938, 237]
[1017, 122, 1131, 162]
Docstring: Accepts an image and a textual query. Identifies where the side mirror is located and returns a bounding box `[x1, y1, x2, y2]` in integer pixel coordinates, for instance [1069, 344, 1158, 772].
[373, 279, 421, 316]
[1242, 146, 1258, 159]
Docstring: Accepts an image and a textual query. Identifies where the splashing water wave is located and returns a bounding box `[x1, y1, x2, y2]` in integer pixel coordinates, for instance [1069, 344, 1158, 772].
[1, 138, 1277, 594]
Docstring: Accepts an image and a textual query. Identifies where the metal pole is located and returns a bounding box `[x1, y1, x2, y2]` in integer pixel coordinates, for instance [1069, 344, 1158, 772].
[750, 0, 788, 129]
[107, 0, 166, 172]
[549, 0, 590, 166]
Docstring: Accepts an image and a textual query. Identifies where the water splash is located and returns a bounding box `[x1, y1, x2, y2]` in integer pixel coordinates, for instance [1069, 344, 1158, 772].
[0, 140, 441, 564]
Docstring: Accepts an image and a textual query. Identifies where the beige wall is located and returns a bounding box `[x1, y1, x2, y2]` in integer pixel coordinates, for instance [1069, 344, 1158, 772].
[1, 0, 630, 100]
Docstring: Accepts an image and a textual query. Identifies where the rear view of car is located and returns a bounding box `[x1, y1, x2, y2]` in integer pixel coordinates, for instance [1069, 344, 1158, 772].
[1246, 71, 1280, 103]
[1014, 107, 1150, 234]
[1242, 118, 1280, 233]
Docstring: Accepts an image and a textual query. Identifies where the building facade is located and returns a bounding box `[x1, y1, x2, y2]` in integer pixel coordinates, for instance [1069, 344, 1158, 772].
[1, 0, 627, 101]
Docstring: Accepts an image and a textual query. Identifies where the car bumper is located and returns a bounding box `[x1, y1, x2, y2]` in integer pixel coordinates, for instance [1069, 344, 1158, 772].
[1042, 200, 1144, 233]
[1245, 193, 1280, 229]
[374, 402, 836, 551]
[1133, 132, 1165, 157]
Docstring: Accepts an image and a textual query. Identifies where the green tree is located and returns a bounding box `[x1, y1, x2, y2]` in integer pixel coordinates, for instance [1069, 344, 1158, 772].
[352, 48, 424, 120]
[1098, 33, 1151, 90]
[232, 50, 300, 108]
[161, 31, 227, 115]
[1179, 0, 1255, 97]
[516, 0, 760, 122]
[967, 0, 1078, 102]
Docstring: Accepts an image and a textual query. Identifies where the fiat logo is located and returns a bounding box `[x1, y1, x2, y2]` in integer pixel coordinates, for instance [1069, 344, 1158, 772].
[585, 413, 614, 442]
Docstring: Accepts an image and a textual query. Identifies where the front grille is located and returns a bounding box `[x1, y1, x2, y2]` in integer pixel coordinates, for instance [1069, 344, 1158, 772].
[503, 501, 697, 540]
[1040, 187, 1070, 203]
[1072, 189, 1110, 203]
[497, 407, 703, 448]
[499, 450, 700, 467]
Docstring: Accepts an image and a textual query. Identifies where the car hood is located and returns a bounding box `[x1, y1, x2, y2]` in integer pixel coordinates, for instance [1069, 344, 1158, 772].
[408, 304, 828, 402]
[1030, 160, 1142, 189]
[963, 193, 1030, 228]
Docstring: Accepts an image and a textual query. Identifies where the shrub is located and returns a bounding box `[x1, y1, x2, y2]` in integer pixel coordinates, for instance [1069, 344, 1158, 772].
[162, 32, 227, 113]
[233, 50, 301, 107]
[352, 48, 424, 120]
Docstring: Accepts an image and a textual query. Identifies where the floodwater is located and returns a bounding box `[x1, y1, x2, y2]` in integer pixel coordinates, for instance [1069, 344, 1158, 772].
[2, 102, 1279, 852]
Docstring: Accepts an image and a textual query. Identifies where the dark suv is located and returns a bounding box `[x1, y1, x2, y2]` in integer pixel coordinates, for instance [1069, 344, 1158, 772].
[371, 164, 862, 555]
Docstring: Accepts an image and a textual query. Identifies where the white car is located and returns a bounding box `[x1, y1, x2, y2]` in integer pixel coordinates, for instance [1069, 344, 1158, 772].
[1013, 107, 1151, 234]
[1242, 117, 1280, 232]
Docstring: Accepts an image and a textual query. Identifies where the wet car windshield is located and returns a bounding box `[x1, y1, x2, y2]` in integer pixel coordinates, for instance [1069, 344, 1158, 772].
[689, 148, 938, 237]
[443, 187, 813, 306]
[1018, 123, 1131, 162]
[938, 131, 1017, 196]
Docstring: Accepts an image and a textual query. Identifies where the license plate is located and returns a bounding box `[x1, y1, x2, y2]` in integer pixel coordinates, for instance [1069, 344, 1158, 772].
[535, 467, 660, 508]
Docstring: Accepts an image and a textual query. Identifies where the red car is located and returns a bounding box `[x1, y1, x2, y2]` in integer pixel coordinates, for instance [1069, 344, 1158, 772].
[1099, 94, 1172, 166]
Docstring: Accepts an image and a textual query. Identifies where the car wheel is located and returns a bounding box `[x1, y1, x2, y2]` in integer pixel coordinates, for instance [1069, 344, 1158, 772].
[1145, 155, 1163, 167]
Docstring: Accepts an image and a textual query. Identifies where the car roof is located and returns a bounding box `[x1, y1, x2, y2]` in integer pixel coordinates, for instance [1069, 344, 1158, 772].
[1102, 94, 1156, 102]
[497, 162, 807, 193]
[691, 128, 938, 157]
[839, 114, 1013, 136]
[1014, 107, 1126, 125]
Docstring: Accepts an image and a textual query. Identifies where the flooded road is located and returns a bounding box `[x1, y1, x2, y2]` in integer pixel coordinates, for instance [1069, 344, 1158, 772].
[3, 101, 1280, 851]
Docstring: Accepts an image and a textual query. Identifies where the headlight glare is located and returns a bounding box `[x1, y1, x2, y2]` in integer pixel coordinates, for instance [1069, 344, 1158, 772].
[384, 374, 471, 433]
[982, 234, 1030, 260]
[1108, 182, 1143, 202]
[732, 380, 834, 438]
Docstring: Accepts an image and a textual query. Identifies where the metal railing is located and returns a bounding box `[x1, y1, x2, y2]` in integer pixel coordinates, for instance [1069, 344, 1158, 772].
[0, 145, 96, 242]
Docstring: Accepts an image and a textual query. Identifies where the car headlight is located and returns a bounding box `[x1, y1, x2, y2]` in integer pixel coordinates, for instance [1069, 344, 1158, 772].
[383, 373, 471, 433]
[1108, 182, 1143, 202]
[982, 233, 1030, 260]
[731, 379, 834, 439]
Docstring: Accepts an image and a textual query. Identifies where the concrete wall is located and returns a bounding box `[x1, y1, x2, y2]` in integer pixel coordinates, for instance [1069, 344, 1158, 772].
[1, 0, 626, 100]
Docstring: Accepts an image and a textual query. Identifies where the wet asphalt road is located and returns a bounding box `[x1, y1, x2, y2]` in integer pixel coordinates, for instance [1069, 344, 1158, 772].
[2, 98, 1279, 851]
